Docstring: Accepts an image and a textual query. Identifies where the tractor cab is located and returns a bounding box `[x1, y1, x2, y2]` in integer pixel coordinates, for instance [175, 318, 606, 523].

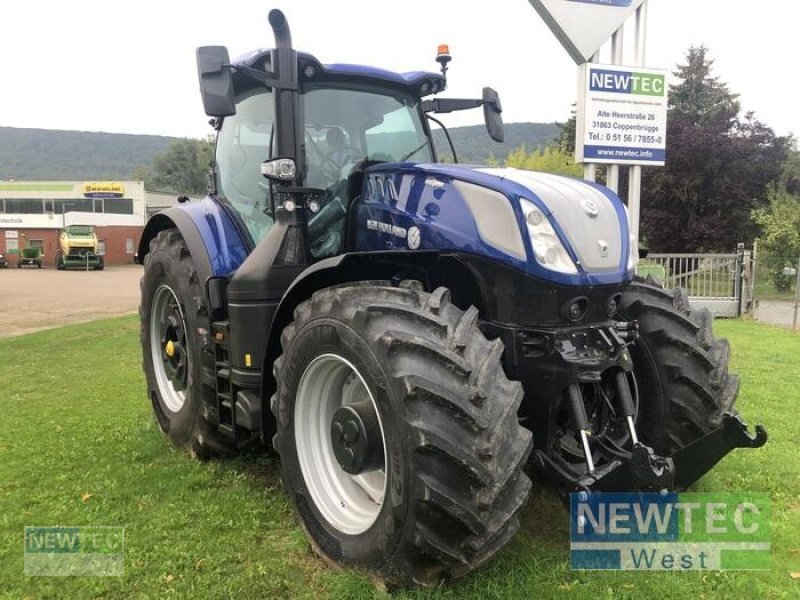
[213, 54, 439, 257]
[197, 30, 502, 263]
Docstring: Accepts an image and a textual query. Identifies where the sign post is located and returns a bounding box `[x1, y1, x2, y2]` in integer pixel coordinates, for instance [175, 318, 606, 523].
[528, 0, 657, 258]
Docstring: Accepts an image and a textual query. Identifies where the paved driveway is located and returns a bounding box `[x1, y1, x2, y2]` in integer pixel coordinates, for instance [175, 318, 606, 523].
[0, 265, 143, 338]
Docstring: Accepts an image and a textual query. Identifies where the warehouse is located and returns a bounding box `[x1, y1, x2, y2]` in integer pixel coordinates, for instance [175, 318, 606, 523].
[0, 181, 177, 266]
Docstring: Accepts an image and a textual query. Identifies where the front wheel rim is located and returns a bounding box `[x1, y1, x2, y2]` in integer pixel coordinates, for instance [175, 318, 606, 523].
[294, 353, 387, 535]
[150, 284, 189, 413]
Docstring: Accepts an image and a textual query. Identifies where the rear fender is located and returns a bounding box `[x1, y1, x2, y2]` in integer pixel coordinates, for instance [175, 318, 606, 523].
[136, 198, 251, 281]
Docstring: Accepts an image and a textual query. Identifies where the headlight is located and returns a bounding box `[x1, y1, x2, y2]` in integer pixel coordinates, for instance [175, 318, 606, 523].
[520, 198, 578, 274]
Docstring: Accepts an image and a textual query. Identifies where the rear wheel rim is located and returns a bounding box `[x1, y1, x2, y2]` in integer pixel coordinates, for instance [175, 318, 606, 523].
[150, 284, 189, 413]
[294, 353, 387, 535]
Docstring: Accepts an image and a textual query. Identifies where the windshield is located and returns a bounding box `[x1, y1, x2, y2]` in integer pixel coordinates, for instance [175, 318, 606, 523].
[215, 87, 275, 244]
[214, 84, 432, 252]
[303, 87, 432, 257]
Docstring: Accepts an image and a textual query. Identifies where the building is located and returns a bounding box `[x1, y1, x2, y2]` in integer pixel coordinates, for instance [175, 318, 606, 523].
[0, 181, 179, 266]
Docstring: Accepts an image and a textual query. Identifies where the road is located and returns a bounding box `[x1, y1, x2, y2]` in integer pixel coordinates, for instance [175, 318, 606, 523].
[0, 265, 142, 338]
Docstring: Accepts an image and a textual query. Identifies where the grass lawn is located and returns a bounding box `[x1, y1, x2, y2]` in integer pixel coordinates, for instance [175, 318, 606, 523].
[0, 316, 798, 599]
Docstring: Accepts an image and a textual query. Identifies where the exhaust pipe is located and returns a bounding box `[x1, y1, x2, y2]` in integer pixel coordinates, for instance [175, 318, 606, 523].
[266, 8, 299, 171]
[268, 9, 292, 50]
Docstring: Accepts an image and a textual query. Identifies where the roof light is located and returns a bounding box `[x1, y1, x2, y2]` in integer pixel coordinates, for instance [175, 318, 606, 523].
[436, 43, 451, 78]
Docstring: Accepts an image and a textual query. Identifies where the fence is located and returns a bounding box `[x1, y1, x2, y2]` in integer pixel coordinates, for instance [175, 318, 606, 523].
[636, 247, 749, 318]
[750, 240, 800, 330]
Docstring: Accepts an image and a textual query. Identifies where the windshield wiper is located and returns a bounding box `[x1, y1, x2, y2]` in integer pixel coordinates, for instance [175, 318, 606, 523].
[399, 141, 429, 162]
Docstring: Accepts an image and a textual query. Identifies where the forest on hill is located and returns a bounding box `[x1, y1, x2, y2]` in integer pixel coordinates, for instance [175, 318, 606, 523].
[0, 122, 559, 181]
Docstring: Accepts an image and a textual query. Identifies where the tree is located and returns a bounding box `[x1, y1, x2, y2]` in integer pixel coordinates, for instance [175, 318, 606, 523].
[144, 137, 214, 196]
[503, 145, 582, 177]
[752, 143, 800, 290]
[555, 105, 576, 154]
[640, 47, 789, 253]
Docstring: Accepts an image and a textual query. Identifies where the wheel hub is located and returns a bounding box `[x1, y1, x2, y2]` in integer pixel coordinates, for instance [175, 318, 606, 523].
[331, 402, 384, 475]
[159, 306, 187, 391]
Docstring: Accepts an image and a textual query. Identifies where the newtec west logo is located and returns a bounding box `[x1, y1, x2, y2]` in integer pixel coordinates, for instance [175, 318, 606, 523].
[570, 493, 770, 570]
[24, 526, 124, 576]
[589, 68, 665, 96]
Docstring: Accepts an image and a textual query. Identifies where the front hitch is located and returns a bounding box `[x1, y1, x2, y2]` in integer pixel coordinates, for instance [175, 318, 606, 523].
[535, 413, 767, 492]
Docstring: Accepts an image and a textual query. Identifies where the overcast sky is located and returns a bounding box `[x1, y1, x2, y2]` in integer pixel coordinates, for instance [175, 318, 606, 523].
[1, 1, 795, 140]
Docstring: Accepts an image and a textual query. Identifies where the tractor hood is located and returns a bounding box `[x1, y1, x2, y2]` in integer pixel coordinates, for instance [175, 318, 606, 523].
[353, 163, 634, 287]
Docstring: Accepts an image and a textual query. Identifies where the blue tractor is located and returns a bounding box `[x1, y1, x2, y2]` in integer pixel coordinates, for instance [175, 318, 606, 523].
[137, 10, 766, 586]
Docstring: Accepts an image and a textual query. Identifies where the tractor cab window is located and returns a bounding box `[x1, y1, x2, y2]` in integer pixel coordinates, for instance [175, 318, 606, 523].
[303, 87, 432, 258]
[216, 88, 275, 244]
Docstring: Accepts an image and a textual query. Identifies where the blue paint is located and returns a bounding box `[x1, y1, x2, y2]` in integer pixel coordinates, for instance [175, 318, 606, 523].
[351, 163, 633, 287]
[178, 197, 250, 276]
[584, 145, 666, 163]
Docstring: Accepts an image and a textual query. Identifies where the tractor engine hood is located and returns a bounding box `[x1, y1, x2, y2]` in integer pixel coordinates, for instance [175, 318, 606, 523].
[477, 167, 626, 273]
[357, 163, 634, 287]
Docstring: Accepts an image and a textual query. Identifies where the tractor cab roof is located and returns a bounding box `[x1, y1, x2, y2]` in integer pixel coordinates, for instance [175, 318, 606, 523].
[232, 49, 447, 98]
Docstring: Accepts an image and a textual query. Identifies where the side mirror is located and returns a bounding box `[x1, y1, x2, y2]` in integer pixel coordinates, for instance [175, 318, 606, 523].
[196, 46, 236, 117]
[482, 87, 504, 143]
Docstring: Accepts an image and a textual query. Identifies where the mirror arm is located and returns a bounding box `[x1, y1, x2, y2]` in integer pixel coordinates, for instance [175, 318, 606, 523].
[232, 65, 299, 91]
[422, 98, 484, 113]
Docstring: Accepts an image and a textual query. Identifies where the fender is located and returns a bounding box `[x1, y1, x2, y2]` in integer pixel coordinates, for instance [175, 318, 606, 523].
[136, 197, 251, 281]
[258, 250, 486, 421]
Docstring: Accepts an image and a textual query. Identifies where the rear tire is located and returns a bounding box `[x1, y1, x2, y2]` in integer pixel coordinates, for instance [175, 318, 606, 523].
[272, 281, 532, 586]
[140, 228, 234, 458]
[619, 277, 738, 457]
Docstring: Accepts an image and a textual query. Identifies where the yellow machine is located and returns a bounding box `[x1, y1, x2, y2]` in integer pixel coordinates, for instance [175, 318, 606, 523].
[56, 225, 104, 270]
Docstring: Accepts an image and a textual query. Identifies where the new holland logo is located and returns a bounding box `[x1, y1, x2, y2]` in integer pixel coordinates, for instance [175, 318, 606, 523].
[583, 198, 599, 218]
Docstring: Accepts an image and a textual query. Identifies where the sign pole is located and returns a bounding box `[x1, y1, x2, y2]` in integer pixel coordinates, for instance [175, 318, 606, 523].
[606, 26, 624, 193]
[628, 1, 648, 251]
[583, 51, 599, 183]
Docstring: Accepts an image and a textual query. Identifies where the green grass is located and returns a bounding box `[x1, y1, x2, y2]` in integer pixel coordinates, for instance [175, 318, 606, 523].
[1, 317, 798, 599]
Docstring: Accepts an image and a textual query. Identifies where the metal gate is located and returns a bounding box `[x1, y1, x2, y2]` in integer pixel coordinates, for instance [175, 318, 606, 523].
[635, 247, 750, 317]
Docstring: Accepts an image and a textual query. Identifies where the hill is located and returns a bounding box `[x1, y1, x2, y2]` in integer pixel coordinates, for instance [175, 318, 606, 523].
[432, 122, 560, 163]
[0, 127, 174, 181]
[0, 121, 560, 181]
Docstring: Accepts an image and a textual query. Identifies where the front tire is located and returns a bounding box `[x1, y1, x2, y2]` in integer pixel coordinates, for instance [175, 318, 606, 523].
[619, 278, 738, 457]
[139, 228, 233, 458]
[272, 282, 532, 586]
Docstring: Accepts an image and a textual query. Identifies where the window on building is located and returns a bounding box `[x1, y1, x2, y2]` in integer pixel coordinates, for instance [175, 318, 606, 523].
[97, 240, 106, 256]
[104, 199, 134, 215]
[55, 199, 93, 214]
[5, 199, 44, 214]
[28, 239, 44, 249]
[126, 238, 135, 255]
